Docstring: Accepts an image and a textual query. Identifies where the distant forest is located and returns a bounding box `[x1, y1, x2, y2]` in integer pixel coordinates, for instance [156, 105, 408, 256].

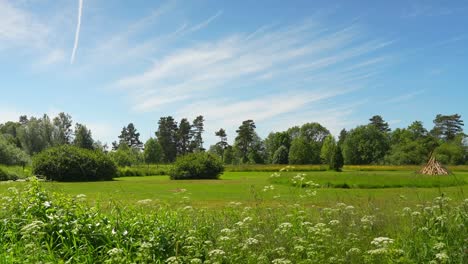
[0, 113, 466, 167]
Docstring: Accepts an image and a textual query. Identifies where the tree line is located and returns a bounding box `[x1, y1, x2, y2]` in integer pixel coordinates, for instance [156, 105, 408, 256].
[0, 112, 466, 167]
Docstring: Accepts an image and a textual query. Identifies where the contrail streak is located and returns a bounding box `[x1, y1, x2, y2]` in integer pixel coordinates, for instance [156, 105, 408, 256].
[70, 0, 83, 64]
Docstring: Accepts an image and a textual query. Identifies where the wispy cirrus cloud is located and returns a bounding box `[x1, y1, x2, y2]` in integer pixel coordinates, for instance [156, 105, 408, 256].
[113, 18, 392, 117]
[0, 0, 49, 50]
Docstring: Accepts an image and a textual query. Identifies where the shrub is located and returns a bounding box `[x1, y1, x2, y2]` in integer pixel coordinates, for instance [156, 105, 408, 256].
[0, 167, 19, 181]
[170, 152, 224, 180]
[32, 145, 117, 181]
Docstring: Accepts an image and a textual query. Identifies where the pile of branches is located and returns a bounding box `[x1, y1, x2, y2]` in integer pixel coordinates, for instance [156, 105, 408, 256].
[419, 156, 450, 175]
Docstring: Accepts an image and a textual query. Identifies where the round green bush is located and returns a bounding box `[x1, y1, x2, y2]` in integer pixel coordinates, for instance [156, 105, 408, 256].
[32, 145, 117, 181]
[170, 152, 224, 180]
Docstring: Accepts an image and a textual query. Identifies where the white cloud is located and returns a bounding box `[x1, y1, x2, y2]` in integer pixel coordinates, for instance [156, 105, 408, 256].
[0, 0, 49, 50]
[189, 10, 223, 32]
[384, 90, 425, 104]
[114, 21, 390, 114]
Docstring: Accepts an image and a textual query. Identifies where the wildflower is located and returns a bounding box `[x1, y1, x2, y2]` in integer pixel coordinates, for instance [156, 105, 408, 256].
[402, 207, 411, 214]
[220, 228, 232, 234]
[272, 258, 291, 264]
[433, 242, 445, 251]
[262, 185, 275, 192]
[347, 248, 361, 255]
[219, 236, 230, 241]
[208, 249, 225, 258]
[166, 256, 180, 264]
[122, 230, 128, 236]
[435, 252, 449, 262]
[294, 245, 305, 252]
[43, 201, 51, 208]
[183, 206, 193, 211]
[140, 242, 152, 249]
[371, 237, 394, 248]
[245, 237, 259, 246]
[111, 228, 117, 235]
[190, 259, 202, 264]
[329, 220, 340, 226]
[137, 199, 152, 205]
[76, 194, 87, 199]
[107, 248, 123, 256]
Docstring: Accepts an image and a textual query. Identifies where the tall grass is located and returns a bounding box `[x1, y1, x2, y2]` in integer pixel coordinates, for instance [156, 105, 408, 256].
[0, 177, 466, 263]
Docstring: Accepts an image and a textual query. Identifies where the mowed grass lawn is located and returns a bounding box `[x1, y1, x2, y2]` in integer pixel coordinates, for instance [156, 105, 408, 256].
[1, 170, 467, 209]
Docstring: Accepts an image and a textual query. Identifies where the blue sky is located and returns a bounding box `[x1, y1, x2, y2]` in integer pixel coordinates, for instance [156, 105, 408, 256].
[0, 0, 467, 146]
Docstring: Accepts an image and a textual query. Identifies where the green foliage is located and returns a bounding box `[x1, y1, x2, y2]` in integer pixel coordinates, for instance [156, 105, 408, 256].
[156, 116, 178, 162]
[0, 177, 466, 263]
[272, 145, 289, 164]
[169, 152, 224, 180]
[109, 144, 142, 167]
[264, 132, 291, 163]
[223, 146, 234, 164]
[434, 136, 466, 165]
[234, 120, 257, 163]
[320, 134, 336, 164]
[431, 114, 464, 141]
[117, 165, 169, 177]
[329, 145, 344, 171]
[32, 145, 117, 181]
[73, 123, 94, 149]
[0, 135, 30, 165]
[343, 125, 390, 165]
[288, 137, 313, 164]
[144, 138, 163, 164]
[369, 115, 390, 133]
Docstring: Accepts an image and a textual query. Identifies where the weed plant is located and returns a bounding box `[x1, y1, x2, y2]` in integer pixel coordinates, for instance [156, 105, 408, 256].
[0, 174, 466, 263]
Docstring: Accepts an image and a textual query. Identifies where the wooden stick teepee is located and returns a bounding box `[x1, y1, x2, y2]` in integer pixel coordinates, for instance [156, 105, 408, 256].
[419, 155, 450, 175]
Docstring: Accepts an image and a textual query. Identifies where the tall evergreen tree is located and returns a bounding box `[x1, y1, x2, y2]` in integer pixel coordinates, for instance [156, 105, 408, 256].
[118, 123, 143, 150]
[431, 114, 464, 141]
[190, 115, 205, 152]
[156, 116, 178, 162]
[234, 120, 256, 163]
[177, 118, 192, 155]
[369, 115, 390, 133]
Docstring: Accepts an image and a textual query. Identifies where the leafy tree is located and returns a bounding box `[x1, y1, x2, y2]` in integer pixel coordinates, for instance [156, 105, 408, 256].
[369, 115, 390, 133]
[338, 128, 347, 146]
[272, 145, 289, 164]
[320, 135, 336, 164]
[0, 121, 22, 147]
[223, 146, 234, 165]
[300, 122, 330, 143]
[431, 114, 464, 141]
[215, 128, 228, 149]
[287, 126, 301, 140]
[118, 123, 143, 150]
[190, 115, 205, 152]
[234, 120, 256, 163]
[144, 138, 163, 164]
[289, 137, 313, 165]
[52, 112, 73, 145]
[109, 143, 140, 167]
[247, 133, 266, 164]
[208, 144, 224, 159]
[17, 116, 50, 155]
[342, 125, 390, 165]
[73, 123, 94, 150]
[156, 116, 178, 163]
[434, 135, 465, 165]
[177, 118, 192, 156]
[0, 135, 30, 166]
[329, 145, 344, 171]
[385, 122, 437, 165]
[264, 131, 291, 163]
